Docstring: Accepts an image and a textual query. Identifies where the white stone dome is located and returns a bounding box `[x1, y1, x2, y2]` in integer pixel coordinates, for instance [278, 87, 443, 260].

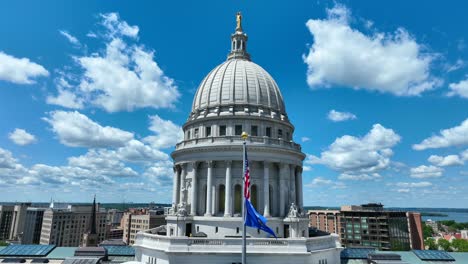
[192, 59, 286, 115]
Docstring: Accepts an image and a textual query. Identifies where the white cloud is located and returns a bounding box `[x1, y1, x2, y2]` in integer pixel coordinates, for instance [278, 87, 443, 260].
[397, 189, 410, 193]
[308, 124, 400, 179]
[305, 177, 347, 188]
[446, 59, 464, 73]
[59, 30, 80, 46]
[301, 137, 311, 142]
[143, 115, 183, 149]
[0, 51, 49, 84]
[327, 109, 357, 122]
[8, 128, 37, 146]
[448, 78, 468, 99]
[0, 148, 18, 169]
[49, 13, 180, 112]
[338, 173, 381, 181]
[396, 181, 432, 188]
[43, 110, 134, 148]
[100, 13, 139, 39]
[303, 4, 439, 96]
[413, 118, 468, 150]
[428, 154, 464, 166]
[410, 165, 444, 178]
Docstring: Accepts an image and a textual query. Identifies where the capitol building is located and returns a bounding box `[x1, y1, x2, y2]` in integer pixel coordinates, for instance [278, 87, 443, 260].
[132, 14, 342, 264]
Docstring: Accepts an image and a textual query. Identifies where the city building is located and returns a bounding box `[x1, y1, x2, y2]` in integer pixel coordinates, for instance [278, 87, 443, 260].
[39, 202, 107, 246]
[0, 205, 14, 241]
[21, 207, 46, 244]
[426, 219, 439, 232]
[461, 230, 468, 239]
[106, 228, 124, 240]
[106, 209, 124, 228]
[9, 203, 31, 242]
[339, 203, 424, 251]
[122, 209, 165, 245]
[132, 13, 342, 264]
[81, 197, 99, 247]
[309, 209, 341, 235]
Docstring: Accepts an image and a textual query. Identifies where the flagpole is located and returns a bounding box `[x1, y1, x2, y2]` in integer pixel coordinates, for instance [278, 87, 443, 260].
[241, 132, 248, 264]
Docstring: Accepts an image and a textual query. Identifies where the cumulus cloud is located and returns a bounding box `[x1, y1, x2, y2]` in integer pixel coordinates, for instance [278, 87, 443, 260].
[395, 181, 432, 188]
[47, 77, 84, 109]
[0, 148, 19, 169]
[448, 78, 468, 99]
[0, 52, 49, 84]
[8, 128, 37, 146]
[327, 110, 357, 122]
[48, 12, 179, 112]
[303, 4, 439, 96]
[59, 30, 80, 46]
[410, 165, 444, 178]
[428, 154, 464, 166]
[43, 110, 134, 148]
[305, 177, 346, 189]
[143, 115, 183, 149]
[308, 124, 401, 180]
[413, 118, 468, 150]
[338, 173, 382, 181]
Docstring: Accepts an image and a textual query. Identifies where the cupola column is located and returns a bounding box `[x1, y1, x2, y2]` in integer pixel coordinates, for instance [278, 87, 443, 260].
[205, 161, 213, 216]
[180, 163, 187, 204]
[172, 166, 180, 211]
[279, 163, 289, 217]
[224, 161, 232, 217]
[296, 168, 303, 210]
[289, 164, 296, 205]
[190, 162, 198, 216]
[263, 161, 271, 217]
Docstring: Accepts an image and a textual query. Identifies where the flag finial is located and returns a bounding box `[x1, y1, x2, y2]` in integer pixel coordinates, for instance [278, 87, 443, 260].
[241, 131, 248, 140]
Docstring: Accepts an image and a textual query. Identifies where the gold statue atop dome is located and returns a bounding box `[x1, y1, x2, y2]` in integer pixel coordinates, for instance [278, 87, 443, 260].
[236, 12, 243, 32]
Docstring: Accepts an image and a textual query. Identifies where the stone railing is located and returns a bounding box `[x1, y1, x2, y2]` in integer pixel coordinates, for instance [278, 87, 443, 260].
[175, 135, 301, 151]
[134, 231, 339, 254]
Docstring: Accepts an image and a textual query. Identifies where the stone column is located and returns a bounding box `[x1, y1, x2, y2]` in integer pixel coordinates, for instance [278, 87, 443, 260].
[279, 163, 288, 217]
[289, 164, 296, 205]
[172, 166, 180, 210]
[263, 161, 271, 217]
[190, 162, 198, 216]
[180, 163, 187, 204]
[205, 161, 213, 216]
[224, 161, 232, 216]
[297, 168, 303, 209]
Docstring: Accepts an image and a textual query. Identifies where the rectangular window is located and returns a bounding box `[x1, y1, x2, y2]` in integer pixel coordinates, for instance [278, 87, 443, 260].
[278, 129, 283, 139]
[194, 128, 199, 138]
[286, 132, 290, 140]
[266, 127, 271, 137]
[251, 125, 258, 136]
[220, 125, 226, 136]
[187, 130, 191, 140]
[235, 125, 242, 135]
[206, 126, 211, 137]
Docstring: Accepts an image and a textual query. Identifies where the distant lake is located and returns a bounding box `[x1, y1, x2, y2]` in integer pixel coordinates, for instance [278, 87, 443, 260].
[421, 212, 468, 223]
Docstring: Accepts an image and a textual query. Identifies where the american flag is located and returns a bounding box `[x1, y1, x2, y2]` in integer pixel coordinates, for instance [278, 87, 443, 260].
[243, 148, 250, 200]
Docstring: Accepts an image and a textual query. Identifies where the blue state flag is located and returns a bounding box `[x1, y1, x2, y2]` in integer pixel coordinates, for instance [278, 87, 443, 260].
[244, 199, 277, 238]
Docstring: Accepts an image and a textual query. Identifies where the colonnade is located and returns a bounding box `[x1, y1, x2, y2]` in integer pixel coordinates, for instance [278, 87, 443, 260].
[171, 160, 303, 218]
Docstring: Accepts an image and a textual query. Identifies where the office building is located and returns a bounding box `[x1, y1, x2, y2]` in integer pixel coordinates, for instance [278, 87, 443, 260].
[39, 202, 106, 246]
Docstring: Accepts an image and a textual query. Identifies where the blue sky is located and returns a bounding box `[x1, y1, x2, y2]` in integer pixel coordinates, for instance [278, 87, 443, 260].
[0, 0, 467, 207]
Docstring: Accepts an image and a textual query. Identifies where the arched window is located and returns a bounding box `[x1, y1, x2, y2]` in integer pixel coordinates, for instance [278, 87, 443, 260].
[218, 184, 225, 213]
[251, 185, 258, 209]
[234, 184, 242, 214]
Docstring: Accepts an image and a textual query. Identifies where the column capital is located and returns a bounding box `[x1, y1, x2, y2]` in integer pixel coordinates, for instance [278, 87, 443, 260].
[207, 160, 214, 168]
[262, 161, 271, 167]
[225, 160, 232, 167]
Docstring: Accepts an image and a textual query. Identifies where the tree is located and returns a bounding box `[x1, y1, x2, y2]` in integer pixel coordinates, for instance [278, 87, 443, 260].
[422, 223, 434, 239]
[438, 239, 452, 251]
[451, 239, 468, 252]
[425, 238, 437, 250]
